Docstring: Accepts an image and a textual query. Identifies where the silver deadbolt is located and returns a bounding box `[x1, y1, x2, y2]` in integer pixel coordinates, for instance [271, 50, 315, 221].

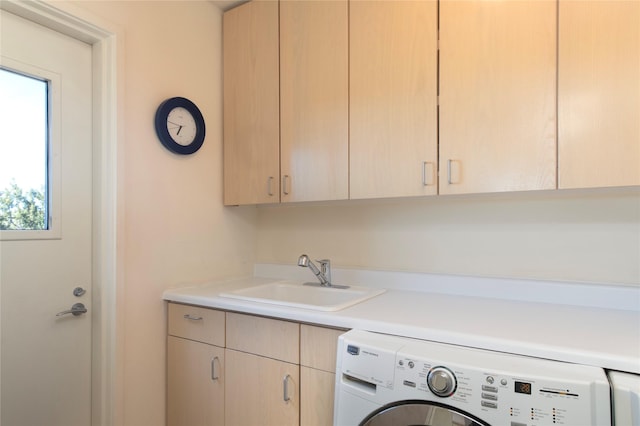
[56, 303, 88, 317]
[73, 287, 86, 297]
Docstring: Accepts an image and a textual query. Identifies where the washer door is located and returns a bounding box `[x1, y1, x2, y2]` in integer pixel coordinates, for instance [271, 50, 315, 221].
[360, 401, 489, 426]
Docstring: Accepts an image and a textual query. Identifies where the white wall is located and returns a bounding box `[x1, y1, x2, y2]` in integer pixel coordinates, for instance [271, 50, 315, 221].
[256, 189, 640, 285]
[70, 2, 255, 425]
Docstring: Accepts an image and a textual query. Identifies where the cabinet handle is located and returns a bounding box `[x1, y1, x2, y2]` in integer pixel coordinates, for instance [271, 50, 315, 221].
[183, 314, 203, 321]
[282, 175, 290, 195]
[422, 161, 434, 186]
[447, 159, 454, 184]
[211, 356, 220, 381]
[267, 176, 274, 196]
[283, 374, 292, 402]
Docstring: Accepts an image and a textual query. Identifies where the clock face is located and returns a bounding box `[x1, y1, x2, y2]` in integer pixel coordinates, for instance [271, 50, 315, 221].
[166, 107, 197, 146]
[155, 97, 205, 155]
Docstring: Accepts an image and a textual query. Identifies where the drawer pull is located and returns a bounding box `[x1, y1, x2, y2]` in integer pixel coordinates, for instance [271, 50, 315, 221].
[211, 356, 220, 381]
[283, 374, 292, 402]
[183, 314, 203, 321]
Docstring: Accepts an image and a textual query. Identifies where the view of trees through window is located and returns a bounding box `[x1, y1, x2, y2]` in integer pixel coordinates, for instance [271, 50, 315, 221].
[0, 67, 48, 231]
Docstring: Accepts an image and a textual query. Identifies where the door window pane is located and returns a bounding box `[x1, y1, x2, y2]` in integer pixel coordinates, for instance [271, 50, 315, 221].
[0, 67, 48, 230]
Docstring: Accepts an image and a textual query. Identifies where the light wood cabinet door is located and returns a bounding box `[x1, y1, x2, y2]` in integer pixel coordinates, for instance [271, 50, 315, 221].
[439, 0, 557, 195]
[558, 0, 640, 189]
[300, 324, 344, 373]
[167, 336, 224, 426]
[350, 0, 438, 199]
[225, 349, 299, 426]
[300, 367, 335, 426]
[300, 325, 344, 426]
[280, 0, 349, 202]
[223, 0, 280, 205]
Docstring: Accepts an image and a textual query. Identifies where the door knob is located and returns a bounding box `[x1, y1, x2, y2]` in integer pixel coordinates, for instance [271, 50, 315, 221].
[56, 303, 88, 317]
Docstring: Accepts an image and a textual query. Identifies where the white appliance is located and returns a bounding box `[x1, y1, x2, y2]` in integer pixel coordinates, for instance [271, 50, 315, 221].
[608, 371, 640, 425]
[334, 330, 611, 426]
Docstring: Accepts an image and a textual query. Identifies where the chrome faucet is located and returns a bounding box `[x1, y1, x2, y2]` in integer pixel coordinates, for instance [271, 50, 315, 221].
[297, 254, 331, 287]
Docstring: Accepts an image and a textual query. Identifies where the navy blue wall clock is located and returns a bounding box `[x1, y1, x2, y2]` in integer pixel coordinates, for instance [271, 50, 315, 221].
[155, 97, 206, 155]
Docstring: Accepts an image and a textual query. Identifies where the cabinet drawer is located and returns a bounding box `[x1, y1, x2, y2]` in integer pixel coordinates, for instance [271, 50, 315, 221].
[301, 325, 345, 373]
[226, 312, 299, 364]
[168, 303, 225, 346]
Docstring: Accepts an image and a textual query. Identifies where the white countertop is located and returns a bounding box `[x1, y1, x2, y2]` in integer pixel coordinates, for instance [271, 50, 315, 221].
[163, 265, 640, 375]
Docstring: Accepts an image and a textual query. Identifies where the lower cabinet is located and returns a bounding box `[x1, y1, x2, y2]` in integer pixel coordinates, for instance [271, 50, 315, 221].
[166, 303, 226, 426]
[225, 312, 300, 426]
[301, 366, 338, 426]
[225, 349, 300, 426]
[300, 324, 345, 426]
[167, 336, 225, 426]
[166, 303, 346, 426]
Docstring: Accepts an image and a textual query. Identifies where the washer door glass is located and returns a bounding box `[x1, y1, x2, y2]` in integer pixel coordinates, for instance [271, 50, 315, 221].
[360, 402, 489, 426]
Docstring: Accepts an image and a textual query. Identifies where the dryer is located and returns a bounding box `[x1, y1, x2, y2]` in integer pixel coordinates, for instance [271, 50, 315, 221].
[334, 330, 611, 426]
[608, 371, 640, 425]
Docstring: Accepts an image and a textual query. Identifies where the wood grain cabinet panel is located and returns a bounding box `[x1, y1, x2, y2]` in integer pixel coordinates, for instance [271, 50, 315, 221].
[225, 349, 299, 426]
[439, 0, 557, 195]
[300, 324, 344, 373]
[300, 367, 336, 426]
[350, 0, 438, 199]
[226, 312, 299, 364]
[167, 304, 226, 426]
[168, 303, 225, 346]
[280, 0, 349, 202]
[224, 311, 301, 426]
[558, 0, 640, 188]
[300, 325, 345, 426]
[223, 0, 280, 205]
[167, 336, 225, 426]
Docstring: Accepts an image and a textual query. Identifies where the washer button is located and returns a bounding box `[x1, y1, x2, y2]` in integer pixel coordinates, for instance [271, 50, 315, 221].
[482, 385, 498, 393]
[481, 401, 498, 409]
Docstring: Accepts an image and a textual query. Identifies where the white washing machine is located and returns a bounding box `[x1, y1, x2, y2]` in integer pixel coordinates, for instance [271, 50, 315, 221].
[608, 371, 640, 425]
[334, 330, 611, 426]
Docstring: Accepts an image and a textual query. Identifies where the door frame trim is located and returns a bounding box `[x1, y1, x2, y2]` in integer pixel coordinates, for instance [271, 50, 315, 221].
[0, 1, 123, 425]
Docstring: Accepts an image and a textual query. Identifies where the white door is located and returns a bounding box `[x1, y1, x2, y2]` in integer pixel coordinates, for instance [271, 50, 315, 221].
[0, 9, 93, 426]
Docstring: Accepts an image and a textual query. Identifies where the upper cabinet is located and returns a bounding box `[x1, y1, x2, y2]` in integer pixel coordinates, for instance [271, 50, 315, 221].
[223, 0, 279, 205]
[224, 0, 349, 205]
[349, 0, 438, 199]
[558, 0, 640, 189]
[439, 0, 557, 195]
[280, 0, 349, 203]
[223, 0, 637, 206]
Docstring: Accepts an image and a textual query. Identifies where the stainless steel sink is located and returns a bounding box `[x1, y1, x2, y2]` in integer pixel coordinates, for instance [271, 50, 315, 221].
[219, 281, 385, 311]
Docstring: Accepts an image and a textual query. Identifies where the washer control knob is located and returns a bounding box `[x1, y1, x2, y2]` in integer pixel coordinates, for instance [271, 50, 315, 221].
[427, 366, 457, 397]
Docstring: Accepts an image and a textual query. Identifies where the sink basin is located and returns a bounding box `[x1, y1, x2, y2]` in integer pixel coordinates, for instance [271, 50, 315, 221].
[219, 281, 385, 311]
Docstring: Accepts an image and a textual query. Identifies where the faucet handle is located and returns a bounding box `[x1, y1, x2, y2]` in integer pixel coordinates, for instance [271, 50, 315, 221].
[317, 259, 331, 284]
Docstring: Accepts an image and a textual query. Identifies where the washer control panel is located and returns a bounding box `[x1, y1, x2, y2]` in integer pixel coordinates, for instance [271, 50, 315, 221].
[337, 330, 612, 426]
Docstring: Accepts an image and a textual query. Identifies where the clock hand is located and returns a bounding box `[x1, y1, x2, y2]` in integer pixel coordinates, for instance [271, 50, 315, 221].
[177, 125, 183, 135]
